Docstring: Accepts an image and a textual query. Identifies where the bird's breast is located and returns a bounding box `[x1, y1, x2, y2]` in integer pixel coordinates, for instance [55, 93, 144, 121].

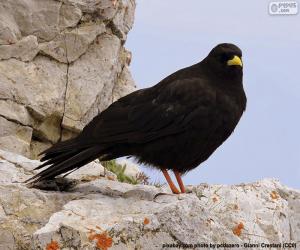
[214, 89, 245, 138]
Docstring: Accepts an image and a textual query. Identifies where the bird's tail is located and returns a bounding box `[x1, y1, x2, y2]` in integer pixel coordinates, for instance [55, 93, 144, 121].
[25, 138, 102, 184]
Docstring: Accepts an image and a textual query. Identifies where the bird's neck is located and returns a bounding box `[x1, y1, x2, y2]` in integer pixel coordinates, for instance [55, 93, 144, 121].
[198, 61, 246, 111]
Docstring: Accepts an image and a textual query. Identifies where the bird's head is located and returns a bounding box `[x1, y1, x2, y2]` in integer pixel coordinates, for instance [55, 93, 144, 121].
[204, 43, 243, 81]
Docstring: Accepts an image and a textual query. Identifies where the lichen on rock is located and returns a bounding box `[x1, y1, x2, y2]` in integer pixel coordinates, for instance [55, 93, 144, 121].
[0, 150, 299, 249]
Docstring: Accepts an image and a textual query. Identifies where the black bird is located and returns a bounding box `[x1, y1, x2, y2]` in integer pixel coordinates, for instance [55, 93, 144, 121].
[26, 43, 246, 194]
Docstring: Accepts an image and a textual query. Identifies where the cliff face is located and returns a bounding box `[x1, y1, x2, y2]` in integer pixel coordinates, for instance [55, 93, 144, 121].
[0, 0, 136, 159]
[0, 149, 299, 249]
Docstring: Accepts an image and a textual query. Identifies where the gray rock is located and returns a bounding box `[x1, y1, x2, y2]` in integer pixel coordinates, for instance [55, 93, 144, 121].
[0, 35, 39, 61]
[0, 0, 62, 42]
[39, 23, 106, 63]
[33, 114, 62, 143]
[0, 150, 299, 250]
[30, 140, 53, 160]
[0, 99, 33, 127]
[0, 56, 67, 118]
[0, 56, 67, 153]
[0, 11, 21, 45]
[111, 0, 136, 41]
[62, 33, 123, 131]
[112, 65, 136, 102]
[0, 117, 32, 157]
[59, 2, 82, 30]
[64, 0, 119, 20]
[67, 159, 115, 182]
[0, 0, 136, 158]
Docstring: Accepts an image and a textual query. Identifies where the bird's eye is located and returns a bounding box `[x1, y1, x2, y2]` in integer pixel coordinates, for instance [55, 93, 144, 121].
[220, 53, 230, 63]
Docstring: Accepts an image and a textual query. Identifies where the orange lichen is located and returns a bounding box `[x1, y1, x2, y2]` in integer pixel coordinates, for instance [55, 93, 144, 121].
[212, 197, 218, 203]
[270, 191, 279, 200]
[143, 217, 150, 225]
[46, 240, 59, 250]
[233, 222, 244, 236]
[89, 231, 112, 250]
[107, 175, 115, 181]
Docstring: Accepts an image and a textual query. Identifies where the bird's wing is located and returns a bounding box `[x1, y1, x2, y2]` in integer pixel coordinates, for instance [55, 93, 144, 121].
[80, 78, 217, 144]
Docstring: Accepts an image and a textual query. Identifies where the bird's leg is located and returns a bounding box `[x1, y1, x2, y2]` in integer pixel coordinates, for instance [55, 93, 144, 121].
[161, 169, 180, 194]
[174, 171, 185, 193]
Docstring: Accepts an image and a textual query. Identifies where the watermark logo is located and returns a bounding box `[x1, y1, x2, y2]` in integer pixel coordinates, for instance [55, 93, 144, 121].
[269, 1, 298, 15]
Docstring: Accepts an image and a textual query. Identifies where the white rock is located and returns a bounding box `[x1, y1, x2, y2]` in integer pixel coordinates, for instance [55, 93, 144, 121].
[68, 160, 106, 181]
[0, 149, 40, 173]
[0, 151, 79, 249]
[0, 150, 299, 249]
[32, 178, 300, 249]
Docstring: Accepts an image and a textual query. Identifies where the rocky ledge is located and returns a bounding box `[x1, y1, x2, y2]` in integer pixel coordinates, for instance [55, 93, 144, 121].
[0, 149, 299, 249]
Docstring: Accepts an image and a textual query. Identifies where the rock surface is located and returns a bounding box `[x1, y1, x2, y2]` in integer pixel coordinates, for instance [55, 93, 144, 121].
[0, 150, 299, 250]
[0, 0, 136, 158]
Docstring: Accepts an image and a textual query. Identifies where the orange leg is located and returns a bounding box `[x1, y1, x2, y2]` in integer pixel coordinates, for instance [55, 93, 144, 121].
[174, 171, 185, 193]
[161, 169, 180, 194]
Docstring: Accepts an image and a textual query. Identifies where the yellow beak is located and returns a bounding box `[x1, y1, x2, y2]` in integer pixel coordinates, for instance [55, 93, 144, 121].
[227, 55, 243, 67]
